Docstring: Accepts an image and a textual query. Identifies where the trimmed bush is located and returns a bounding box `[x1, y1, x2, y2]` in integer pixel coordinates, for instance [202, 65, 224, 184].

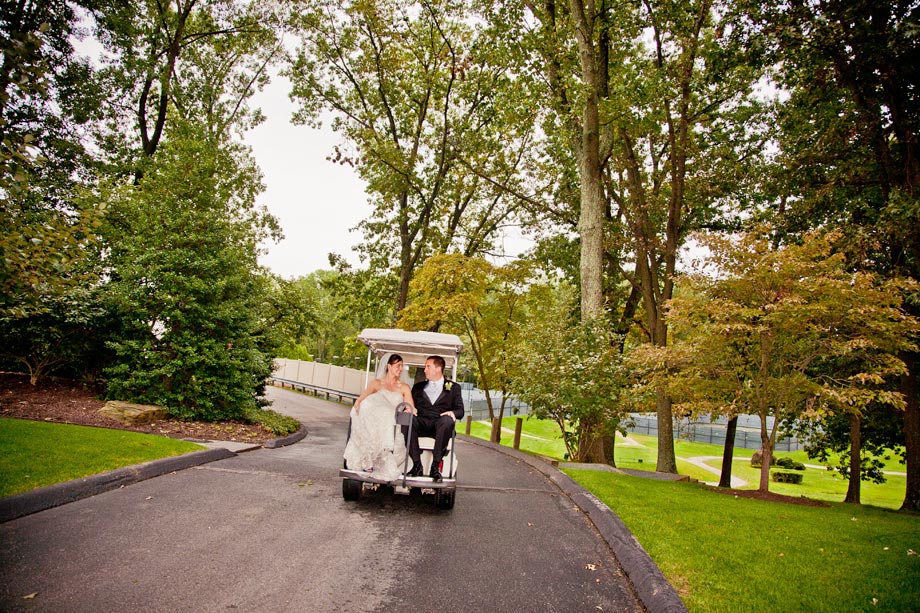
[772, 470, 804, 484]
[776, 456, 806, 471]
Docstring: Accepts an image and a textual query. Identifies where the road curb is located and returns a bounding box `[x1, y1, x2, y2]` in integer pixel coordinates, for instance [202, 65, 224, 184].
[0, 448, 235, 524]
[460, 435, 687, 613]
[263, 424, 307, 448]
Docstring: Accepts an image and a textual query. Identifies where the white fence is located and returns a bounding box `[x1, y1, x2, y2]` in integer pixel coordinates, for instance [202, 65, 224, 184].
[271, 358, 369, 403]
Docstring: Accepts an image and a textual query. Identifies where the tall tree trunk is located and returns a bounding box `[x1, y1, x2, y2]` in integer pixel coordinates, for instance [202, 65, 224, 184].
[569, 0, 605, 320]
[901, 351, 920, 512]
[718, 416, 738, 488]
[569, 0, 612, 464]
[844, 412, 862, 504]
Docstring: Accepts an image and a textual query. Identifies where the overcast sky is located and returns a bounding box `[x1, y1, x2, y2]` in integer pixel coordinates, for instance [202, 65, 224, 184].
[245, 72, 536, 280]
[246, 74, 369, 279]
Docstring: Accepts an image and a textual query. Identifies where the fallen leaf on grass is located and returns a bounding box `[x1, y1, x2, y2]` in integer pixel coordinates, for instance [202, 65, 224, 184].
[908, 549, 917, 556]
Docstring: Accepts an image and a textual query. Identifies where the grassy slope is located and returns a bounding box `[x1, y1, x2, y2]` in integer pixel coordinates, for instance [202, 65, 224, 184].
[567, 468, 920, 613]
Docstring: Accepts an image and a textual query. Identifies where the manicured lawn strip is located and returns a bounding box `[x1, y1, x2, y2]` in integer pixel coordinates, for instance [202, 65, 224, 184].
[703, 457, 906, 510]
[0, 417, 205, 497]
[466, 419, 564, 457]
[565, 468, 920, 613]
[468, 419, 906, 508]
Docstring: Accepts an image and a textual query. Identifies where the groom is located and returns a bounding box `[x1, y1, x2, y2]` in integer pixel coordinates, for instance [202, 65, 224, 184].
[406, 355, 464, 481]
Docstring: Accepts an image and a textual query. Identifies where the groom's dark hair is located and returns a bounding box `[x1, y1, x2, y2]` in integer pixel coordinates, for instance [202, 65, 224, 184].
[427, 355, 446, 372]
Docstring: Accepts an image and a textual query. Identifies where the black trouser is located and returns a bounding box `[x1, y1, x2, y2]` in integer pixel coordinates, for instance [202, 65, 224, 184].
[403, 414, 455, 468]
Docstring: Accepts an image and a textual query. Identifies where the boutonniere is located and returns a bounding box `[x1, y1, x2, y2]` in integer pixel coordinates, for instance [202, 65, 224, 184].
[444, 381, 453, 391]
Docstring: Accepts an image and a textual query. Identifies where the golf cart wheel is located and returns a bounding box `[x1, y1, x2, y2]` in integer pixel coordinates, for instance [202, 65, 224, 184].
[342, 478, 362, 501]
[435, 488, 455, 510]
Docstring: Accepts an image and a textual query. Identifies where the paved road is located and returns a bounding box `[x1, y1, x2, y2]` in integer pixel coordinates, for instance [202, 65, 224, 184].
[0, 387, 647, 612]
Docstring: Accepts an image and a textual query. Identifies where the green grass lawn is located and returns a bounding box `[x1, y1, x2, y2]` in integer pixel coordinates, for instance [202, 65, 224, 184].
[467, 416, 907, 509]
[0, 417, 205, 497]
[566, 468, 920, 612]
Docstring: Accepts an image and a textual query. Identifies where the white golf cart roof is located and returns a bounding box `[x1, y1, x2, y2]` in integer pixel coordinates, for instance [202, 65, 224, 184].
[357, 328, 464, 372]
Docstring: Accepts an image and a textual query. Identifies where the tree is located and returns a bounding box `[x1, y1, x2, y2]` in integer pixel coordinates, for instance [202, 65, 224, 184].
[100, 122, 279, 421]
[508, 282, 629, 462]
[750, 0, 920, 511]
[397, 253, 531, 436]
[90, 0, 280, 177]
[646, 229, 916, 493]
[286, 0, 534, 315]
[789, 402, 904, 504]
[262, 275, 320, 359]
[1, 0, 105, 322]
[517, 0, 771, 471]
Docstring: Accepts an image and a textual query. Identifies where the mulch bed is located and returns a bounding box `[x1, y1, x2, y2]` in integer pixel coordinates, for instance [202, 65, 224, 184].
[0, 373, 275, 445]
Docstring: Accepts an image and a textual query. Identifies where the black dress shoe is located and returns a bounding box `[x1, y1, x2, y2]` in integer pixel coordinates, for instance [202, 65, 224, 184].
[407, 463, 424, 477]
[429, 467, 442, 482]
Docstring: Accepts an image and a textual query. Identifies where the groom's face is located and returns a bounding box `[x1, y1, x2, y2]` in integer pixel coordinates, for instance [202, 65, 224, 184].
[424, 359, 443, 381]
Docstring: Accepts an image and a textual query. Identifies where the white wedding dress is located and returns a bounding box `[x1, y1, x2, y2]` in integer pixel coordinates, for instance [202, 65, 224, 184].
[343, 389, 408, 481]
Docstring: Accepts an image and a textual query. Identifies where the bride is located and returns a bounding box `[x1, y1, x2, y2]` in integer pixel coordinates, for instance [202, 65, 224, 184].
[343, 353, 415, 480]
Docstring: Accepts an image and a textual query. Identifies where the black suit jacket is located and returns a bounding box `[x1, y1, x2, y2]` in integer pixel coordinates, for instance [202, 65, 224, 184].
[412, 379, 464, 421]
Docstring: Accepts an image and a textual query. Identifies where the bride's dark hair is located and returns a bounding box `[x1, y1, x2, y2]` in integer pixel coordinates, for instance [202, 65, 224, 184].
[387, 354, 403, 365]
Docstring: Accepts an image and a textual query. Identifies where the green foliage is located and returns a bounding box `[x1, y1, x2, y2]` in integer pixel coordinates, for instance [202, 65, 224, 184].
[90, 0, 279, 169]
[507, 283, 629, 462]
[772, 470, 804, 484]
[1, 2, 105, 326]
[0, 417, 204, 497]
[789, 404, 905, 486]
[399, 253, 533, 421]
[243, 408, 301, 436]
[286, 0, 535, 311]
[775, 457, 806, 471]
[99, 123, 278, 421]
[636, 227, 919, 491]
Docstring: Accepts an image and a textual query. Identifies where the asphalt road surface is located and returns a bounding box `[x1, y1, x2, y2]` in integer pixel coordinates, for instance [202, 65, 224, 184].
[0, 386, 646, 612]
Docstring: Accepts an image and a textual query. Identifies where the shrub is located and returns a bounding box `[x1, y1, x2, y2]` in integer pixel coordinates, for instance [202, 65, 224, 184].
[245, 408, 301, 436]
[750, 449, 776, 468]
[772, 470, 804, 484]
[776, 456, 806, 471]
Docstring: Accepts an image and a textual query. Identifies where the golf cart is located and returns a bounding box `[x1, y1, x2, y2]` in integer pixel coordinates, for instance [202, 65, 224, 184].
[340, 328, 463, 510]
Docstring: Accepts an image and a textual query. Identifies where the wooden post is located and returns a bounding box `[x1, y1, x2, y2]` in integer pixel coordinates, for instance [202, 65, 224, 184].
[465, 415, 472, 435]
[513, 417, 523, 450]
[490, 417, 501, 443]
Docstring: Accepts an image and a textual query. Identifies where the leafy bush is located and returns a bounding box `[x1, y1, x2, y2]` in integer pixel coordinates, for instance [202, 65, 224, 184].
[750, 449, 776, 468]
[776, 456, 806, 471]
[99, 126, 279, 422]
[246, 408, 301, 436]
[772, 470, 804, 484]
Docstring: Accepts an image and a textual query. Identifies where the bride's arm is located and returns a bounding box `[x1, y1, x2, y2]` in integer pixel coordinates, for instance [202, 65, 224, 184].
[400, 383, 416, 415]
[353, 379, 383, 414]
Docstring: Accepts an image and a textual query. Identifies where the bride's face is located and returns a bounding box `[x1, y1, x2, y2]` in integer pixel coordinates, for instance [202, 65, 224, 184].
[388, 360, 403, 378]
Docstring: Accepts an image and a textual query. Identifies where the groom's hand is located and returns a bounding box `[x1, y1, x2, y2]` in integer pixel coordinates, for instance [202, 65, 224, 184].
[440, 411, 457, 422]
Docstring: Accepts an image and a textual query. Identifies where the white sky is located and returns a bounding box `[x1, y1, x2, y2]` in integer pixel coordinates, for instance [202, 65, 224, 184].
[246, 72, 535, 280]
[246, 74, 368, 279]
